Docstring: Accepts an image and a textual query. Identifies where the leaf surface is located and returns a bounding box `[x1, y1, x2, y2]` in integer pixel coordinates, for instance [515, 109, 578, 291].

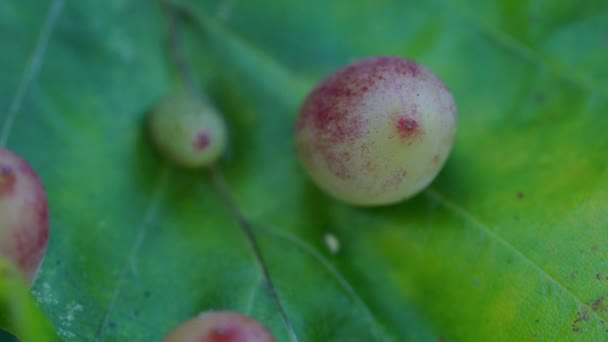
[1, 0, 607, 341]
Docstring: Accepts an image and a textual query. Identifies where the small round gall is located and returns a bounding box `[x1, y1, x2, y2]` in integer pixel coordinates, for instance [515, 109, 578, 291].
[149, 91, 227, 168]
[296, 56, 457, 206]
[162, 311, 276, 342]
[0, 148, 49, 285]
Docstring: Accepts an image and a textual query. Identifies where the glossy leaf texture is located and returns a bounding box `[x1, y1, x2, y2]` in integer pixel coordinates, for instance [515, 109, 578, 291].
[1, 0, 607, 341]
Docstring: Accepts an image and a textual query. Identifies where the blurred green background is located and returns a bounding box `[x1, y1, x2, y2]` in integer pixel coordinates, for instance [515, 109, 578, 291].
[1, 0, 607, 340]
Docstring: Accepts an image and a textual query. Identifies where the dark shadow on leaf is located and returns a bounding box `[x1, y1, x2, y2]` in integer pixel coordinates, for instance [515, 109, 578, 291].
[0, 328, 18, 342]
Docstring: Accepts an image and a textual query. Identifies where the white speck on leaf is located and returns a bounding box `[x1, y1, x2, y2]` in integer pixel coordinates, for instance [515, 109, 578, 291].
[64, 303, 83, 322]
[57, 328, 75, 339]
[324, 233, 340, 254]
[109, 32, 133, 62]
[57, 303, 83, 338]
[32, 282, 59, 305]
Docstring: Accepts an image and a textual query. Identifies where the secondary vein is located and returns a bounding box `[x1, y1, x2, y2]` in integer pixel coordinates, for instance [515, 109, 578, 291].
[445, 1, 607, 97]
[94, 166, 171, 340]
[257, 224, 384, 341]
[209, 168, 300, 342]
[0, 0, 65, 147]
[425, 188, 606, 324]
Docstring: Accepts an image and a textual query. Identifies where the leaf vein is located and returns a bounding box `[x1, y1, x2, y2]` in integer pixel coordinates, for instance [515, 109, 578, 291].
[93, 166, 171, 341]
[0, 0, 65, 147]
[447, 1, 607, 97]
[243, 274, 262, 315]
[257, 225, 385, 341]
[209, 168, 300, 342]
[426, 188, 606, 323]
[162, 2, 300, 340]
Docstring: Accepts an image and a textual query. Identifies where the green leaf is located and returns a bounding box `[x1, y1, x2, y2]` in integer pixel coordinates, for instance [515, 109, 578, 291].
[1, 0, 607, 340]
[0, 257, 57, 341]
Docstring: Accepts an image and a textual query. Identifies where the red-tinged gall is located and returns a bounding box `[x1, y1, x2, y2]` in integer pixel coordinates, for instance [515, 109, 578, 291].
[0, 165, 16, 194]
[296, 56, 457, 205]
[396, 116, 420, 139]
[195, 132, 211, 150]
[162, 311, 276, 342]
[0, 148, 49, 285]
[149, 91, 227, 168]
